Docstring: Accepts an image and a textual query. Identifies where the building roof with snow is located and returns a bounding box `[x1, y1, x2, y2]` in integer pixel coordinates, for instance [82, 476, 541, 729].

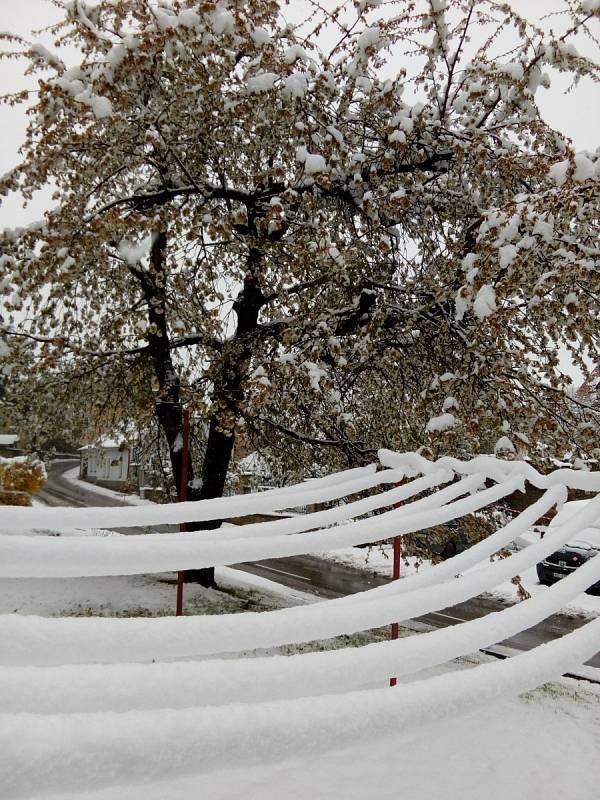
[78, 438, 124, 451]
[0, 434, 19, 446]
[238, 451, 271, 477]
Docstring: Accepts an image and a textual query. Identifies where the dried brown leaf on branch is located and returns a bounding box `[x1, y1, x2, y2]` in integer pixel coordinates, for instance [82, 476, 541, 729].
[0, 457, 46, 507]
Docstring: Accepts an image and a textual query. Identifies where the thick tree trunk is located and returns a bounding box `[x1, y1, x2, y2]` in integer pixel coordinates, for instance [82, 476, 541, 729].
[183, 414, 237, 583]
[187, 247, 267, 578]
[200, 416, 237, 501]
[138, 235, 267, 588]
[184, 338, 247, 578]
[155, 399, 216, 587]
[138, 231, 216, 586]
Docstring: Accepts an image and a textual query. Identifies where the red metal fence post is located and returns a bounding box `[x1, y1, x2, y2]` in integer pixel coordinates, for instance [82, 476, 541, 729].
[176, 408, 190, 617]
[390, 482, 403, 687]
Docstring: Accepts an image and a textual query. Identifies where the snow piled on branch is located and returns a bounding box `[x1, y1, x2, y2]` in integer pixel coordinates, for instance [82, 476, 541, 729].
[74, 90, 113, 119]
[426, 412, 457, 432]
[495, 436, 516, 454]
[118, 235, 155, 266]
[548, 152, 599, 185]
[472, 284, 497, 319]
[246, 72, 278, 93]
[296, 147, 328, 174]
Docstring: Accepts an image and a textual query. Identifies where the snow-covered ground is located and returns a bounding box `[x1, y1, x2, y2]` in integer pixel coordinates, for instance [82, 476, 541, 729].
[37, 674, 600, 800]
[0, 564, 315, 618]
[320, 542, 600, 619]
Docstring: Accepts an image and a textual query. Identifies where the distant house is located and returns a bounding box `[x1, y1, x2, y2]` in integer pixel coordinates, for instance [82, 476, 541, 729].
[79, 439, 131, 488]
[0, 434, 20, 457]
[575, 366, 600, 408]
[237, 451, 272, 492]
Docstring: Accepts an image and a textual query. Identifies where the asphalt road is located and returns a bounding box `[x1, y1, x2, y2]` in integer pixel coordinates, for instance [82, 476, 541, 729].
[38, 460, 178, 535]
[237, 557, 600, 669]
[40, 460, 600, 672]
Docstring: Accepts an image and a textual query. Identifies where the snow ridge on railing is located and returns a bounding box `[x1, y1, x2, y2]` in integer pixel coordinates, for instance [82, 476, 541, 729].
[0, 462, 401, 530]
[1, 451, 599, 799]
[379, 449, 600, 491]
[2, 483, 598, 664]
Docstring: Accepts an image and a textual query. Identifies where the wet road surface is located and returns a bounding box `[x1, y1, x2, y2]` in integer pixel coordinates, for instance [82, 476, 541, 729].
[238, 557, 600, 671]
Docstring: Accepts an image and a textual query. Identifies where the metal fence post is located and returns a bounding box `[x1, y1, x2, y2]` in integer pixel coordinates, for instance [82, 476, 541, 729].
[390, 482, 403, 686]
[176, 408, 190, 616]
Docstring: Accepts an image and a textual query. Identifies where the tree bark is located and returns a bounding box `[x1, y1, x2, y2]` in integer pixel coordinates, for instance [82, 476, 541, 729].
[138, 231, 216, 586]
[188, 246, 268, 568]
[138, 232, 268, 587]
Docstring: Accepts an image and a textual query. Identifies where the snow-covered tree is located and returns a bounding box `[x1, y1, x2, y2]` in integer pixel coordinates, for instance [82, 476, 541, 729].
[1, 1, 599, 582]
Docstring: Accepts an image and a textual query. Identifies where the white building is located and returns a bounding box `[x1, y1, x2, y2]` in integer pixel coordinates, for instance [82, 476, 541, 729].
[79, 439, 131, 486]
[0, 434, 20, 456]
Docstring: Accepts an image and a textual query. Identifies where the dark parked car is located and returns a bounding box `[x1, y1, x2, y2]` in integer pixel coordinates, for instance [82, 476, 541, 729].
[536, 500, 600, 595]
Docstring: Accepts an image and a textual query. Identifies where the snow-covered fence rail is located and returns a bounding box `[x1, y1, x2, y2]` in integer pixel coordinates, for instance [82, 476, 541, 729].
[2, 473, 523, 578]
[0, 462, 397, 530]
[2, 619, 600, 800]
[1, 450, 600, 798]
[5, 486, 598, 665]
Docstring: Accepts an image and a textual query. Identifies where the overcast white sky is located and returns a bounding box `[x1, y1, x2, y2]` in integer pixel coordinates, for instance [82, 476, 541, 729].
[0, 0, 597, 381]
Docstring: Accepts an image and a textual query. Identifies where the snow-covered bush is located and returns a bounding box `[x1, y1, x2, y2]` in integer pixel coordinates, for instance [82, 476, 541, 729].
[0, 455, 46, 506]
